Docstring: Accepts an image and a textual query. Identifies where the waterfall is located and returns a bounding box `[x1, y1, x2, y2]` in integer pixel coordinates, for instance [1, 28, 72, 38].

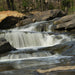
[0, 21, 74, 62]
[8, 21, 52, 32]
[0, 20, 75, 74]
[0, 51, 53, 60]
[0, 31, 73, 49]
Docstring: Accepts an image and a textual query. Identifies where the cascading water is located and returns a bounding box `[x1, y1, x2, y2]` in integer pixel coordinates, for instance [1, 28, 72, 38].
[0, 21, 74, 60]
[0, 21, 75, 56]
[0, 32, 74, 49]
[0, 20, 75, 74]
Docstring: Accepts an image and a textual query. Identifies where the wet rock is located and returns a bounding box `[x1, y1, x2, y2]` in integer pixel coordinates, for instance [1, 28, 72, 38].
[0, 38, 16, 54]
[0, 65, 15, 72]
[0, 11, 26, 29]
[38, 41, 75, 56]
[53, 14, 75, 30]
[36, 66, 75, 75]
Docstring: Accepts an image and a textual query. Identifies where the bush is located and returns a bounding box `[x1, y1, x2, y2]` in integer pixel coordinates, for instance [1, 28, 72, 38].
[0, 7, 6, 11]
[61, 0, 71, 11]
[61, 0, 74, 14]
[22, 0, 29, 8]
[49, 3, 54, 10]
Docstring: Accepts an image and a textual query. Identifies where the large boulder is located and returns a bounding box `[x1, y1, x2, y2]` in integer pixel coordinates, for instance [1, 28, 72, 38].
[16, 9, 66, 26]
[0, 11, 26, 29]
[0, 38, 16, 54]
[31, 9, 66, 21]
[53, 14, 75, 30]
[16, 17, 36, 27]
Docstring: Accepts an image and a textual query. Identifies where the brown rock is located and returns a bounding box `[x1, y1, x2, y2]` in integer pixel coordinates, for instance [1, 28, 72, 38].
[16, 9, 66, 27]
[0, 11, 26, 29]
[53, 14, 75, 30]
[36, 66, 75, 75]
[0, 11, 25, 22]
[16, 17, 35, 27]
[31, 9, 66, 21]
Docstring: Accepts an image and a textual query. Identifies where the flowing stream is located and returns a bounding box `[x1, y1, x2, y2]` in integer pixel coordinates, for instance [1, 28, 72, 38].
[0, 20, 75, 75]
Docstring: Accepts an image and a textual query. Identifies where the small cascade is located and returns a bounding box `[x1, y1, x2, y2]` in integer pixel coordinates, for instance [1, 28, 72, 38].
[0, 51, 52, 60]
[0, 32, 73, 49]
[9, 21, 52, 32]
[0, 20, 75, 74]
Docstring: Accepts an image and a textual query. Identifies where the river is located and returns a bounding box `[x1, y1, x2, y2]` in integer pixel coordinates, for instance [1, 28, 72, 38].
[0, 20, 75, 75]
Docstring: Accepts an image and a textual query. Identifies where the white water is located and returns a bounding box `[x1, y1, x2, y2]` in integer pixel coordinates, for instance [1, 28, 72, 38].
[9, 21, 47, 32]
[0, 55, 73, 71]
[0, 55, 72, 63]
[0, 32, 73, 48]
[0, 21, 75, 62]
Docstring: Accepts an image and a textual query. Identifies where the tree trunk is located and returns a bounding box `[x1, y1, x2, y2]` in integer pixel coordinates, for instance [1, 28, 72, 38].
[10, 0, 15, 10]
[6, 0, 11, 10]
[6, 0, 15, 10]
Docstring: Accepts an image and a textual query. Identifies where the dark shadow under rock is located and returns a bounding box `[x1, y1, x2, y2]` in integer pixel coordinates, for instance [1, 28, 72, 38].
[0, 38, 16, 54]
[0, 16, 26, 29]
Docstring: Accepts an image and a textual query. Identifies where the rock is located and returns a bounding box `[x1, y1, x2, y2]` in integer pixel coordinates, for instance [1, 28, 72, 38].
[53, 14, 75, 30]
[0, 11, 26, 29]
[16, 17, 36, 27]
[0, 38, 16, 54]
[36, 66, 75, 75]
[16, 9, 66, 27]
[31, 9, 66, 21]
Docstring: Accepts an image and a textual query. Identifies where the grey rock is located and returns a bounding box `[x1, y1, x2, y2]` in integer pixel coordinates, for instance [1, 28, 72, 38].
[16, 9, 66, 27]
[53, 14, 75, 30]
[0, 38, 16, 54]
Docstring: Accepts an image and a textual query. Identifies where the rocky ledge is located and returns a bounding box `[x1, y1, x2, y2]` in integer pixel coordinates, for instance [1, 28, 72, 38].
[53, 14, 75, 30]
[0, 11, 26, 29]
[16, 9, 66, 27]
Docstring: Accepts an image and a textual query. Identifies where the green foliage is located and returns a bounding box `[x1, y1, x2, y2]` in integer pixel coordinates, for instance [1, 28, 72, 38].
[68, 6, 75, 14]
[61, 0, 70, 11]
[0, 7, 5, 11]
[61, 0, 74, 14]
[22, 0, 29, 7]
[61, 0, 70, 7]
[49, 3, 54, 10]
[36, 2, 41, 9]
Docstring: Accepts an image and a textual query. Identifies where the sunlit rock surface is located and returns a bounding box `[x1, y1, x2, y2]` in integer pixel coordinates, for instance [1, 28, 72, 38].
[0, 11, 25, 29]
[53, 14, 75, 30]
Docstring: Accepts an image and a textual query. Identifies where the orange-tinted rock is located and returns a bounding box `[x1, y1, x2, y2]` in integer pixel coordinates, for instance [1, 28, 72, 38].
[0, 11, 25, 29]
